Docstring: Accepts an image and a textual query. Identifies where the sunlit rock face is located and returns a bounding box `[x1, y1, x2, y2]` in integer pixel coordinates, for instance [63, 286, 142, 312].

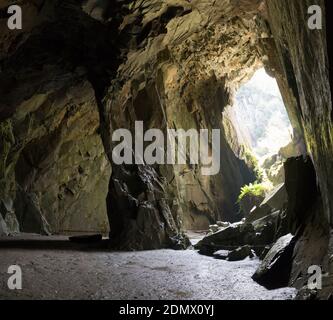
[97, 0, 270, 244]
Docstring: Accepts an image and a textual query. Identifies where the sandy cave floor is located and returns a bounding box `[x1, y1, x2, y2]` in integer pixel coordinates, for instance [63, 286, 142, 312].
[0, 234, 297, 300]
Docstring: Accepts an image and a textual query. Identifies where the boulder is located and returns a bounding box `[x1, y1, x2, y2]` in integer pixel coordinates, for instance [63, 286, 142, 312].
[252, 233, 296, 289]
[246, 183, 287, 224]
[284, 156, 318, 233]
[14, 187, 51, 235]
[261, 183, 287, 211]
[213, 250, 230, 260]
[239, 193, 265, 217]
[196, 213, 281, 257]
[246, 203, 272, 223]
[195, 222, 251, 252]
[227, 245, 254, 261]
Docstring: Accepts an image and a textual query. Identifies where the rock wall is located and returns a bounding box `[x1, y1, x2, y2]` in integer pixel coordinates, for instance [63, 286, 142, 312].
[260, 0, 333, 296]
[1, 0, 261, 245]
[265, 0, 332, 222]
[95, 0, 269, 247]
[0, 1, 112, 234]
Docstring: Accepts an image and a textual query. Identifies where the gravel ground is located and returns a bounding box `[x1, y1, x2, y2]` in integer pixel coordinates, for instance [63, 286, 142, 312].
[0, 241, 296, 300]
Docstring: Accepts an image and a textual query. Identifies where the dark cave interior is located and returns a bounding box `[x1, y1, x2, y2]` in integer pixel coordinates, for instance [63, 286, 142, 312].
[0, 0, 332, 300]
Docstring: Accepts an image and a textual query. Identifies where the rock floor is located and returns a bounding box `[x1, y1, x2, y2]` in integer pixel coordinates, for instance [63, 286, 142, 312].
[0, 235, 296, 300]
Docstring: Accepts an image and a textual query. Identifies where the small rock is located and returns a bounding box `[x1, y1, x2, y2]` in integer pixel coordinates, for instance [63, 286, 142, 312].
[216, 221, 230, 228]
[209, 224, 220, 233]
[227, 245, 254, 261]
[213, 250, 230, 260]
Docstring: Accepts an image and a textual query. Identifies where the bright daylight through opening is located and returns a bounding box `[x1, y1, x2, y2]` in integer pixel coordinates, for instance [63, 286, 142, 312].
[234, 68, 292, 163]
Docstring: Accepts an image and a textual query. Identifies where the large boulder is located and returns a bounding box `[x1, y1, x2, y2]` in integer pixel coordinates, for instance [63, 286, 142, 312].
[195, 214, 280, 257]
[108, 165, 191, 250]
[251, 211, 281, 246]
[4, 211, 20, 234]
[194, 222, 254, 254]
[261, 183, 287, 211]
[252, 234, 296, 289]
[284, 156, 318, 233]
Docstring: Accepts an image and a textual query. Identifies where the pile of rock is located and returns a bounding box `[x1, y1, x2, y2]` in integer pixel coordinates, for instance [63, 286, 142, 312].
[195, 183, 288, 261]
[208, 221, 231, 234]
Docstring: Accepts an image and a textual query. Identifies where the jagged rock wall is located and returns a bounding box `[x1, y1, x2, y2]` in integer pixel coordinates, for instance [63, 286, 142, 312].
[1, 0, 332, 264]
[261, 0, 333, 296]
[100, 0, 270, 237]
[0, 1, 112, 234]
[266, 0, 332, 225]
[1, 0, 262, 244]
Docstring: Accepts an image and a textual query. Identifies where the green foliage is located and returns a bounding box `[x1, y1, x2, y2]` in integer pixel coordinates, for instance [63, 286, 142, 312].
[237, 182, 267, 203]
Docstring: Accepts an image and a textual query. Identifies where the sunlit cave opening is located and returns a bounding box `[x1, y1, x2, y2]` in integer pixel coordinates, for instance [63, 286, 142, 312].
[234, 68, 293, 163]
[228, 68, 298, 226]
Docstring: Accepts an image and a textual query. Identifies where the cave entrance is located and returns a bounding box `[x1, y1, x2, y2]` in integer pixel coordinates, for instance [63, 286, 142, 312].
[233, 68, 294, 187]
[235, 68, 293, 163]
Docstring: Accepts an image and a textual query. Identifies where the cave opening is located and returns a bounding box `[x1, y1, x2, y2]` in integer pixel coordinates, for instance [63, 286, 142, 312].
[222, 67, 301, 235]
[234, 68, 293, 163]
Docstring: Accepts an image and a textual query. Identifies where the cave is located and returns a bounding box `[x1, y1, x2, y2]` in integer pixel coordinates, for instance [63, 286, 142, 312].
[234, 68, 293, 160]
[0, 0, 332, 301]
